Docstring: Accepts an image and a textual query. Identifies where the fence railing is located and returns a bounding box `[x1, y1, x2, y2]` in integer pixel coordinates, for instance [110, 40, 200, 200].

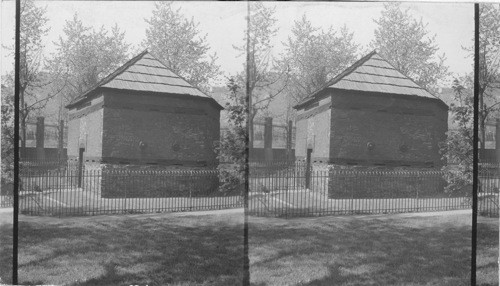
[8, 160, 490, 218]
[478, 163, 500, 217]
[248, 164, 471, 218]
[18, 168, 242, 216]
[0, 187, 13, 208]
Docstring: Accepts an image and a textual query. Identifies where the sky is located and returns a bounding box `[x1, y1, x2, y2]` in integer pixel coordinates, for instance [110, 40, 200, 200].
[1, 1, 473, 87]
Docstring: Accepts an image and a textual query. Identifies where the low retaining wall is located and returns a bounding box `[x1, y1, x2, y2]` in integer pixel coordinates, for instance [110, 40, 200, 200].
[87, 164, 220, 198]
[326, 165, 449, 199]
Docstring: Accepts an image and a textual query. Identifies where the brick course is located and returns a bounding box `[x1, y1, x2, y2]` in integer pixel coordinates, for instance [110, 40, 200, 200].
[295, 89, 448, 168]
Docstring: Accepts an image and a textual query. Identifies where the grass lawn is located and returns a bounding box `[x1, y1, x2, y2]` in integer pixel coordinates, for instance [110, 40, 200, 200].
[8, 210, 244, 285]
[19, 189, 242, 216]
[477, 216, 499, 286]
[0, 208, 13, 285]
[249, 211, 473, 286]
[248, 190, 468, 217]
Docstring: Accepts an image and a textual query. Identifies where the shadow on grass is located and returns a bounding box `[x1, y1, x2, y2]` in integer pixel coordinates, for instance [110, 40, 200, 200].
[0, 224, 13, 285]
[17, 215, 244, 286]
[249, 215, 472, 286]
[477, 217, 499, 286]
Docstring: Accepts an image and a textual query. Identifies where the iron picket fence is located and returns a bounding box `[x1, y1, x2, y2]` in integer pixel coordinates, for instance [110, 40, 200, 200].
[19, 167, 243, 217]
[248, 163, 471, 218]
[478, 163, 500, 217]
[14, 159, 482, 218]
[0, 192, 13, 208]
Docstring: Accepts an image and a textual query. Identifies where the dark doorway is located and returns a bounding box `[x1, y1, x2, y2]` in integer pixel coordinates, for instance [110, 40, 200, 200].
[78, 148, 85, 188]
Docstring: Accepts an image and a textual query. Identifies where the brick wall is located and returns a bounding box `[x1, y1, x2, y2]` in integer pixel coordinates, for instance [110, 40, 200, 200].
[99, 164, 219, 198]
[294, 89, 448, 167]
[249, 148, 295, 162]
[325, 165, 453, 199]
[101, 90, 220, 166]
[329, 90, 447, 167]
[67, 89, 221, 166]
[21, 148, 67, 161]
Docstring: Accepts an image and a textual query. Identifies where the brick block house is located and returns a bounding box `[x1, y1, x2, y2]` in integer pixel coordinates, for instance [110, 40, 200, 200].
[293, 51, 449, 197]
[66, 51, 223, 197]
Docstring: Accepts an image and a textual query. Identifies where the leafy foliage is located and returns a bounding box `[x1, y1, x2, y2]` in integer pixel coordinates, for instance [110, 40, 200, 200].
[3, 0, 54, 148]
[143, 2, 221, 92]
[279, 15, 359, 104]
[48, 13, 130, 104]
[371, 3, 449, 91]
[234, 2, 284, 146]
[478, 4, 500, 94]
[440, 78, 473, 195]
[476, 4, 500, 149]
[216, 78, 247, 195]
[1, 83, 15, 189]
[18, 0, 49, 93]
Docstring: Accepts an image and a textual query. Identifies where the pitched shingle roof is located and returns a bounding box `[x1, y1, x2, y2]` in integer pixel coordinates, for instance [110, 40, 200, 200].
[66, 50, 222, 109]
[294, 51, 443, 109]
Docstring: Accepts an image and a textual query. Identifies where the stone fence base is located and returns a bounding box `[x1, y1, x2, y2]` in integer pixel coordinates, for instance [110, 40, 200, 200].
[83, 163, 220, 198]
[325, 165, 449, 199]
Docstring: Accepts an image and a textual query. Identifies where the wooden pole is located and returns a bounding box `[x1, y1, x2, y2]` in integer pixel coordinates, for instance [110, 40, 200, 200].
[58, 120, 64, 161]
[35, 117, 45, 161]
[263, 117, 273, 162]
[495, 119, 500, 163]
[287, 120, 293, 162]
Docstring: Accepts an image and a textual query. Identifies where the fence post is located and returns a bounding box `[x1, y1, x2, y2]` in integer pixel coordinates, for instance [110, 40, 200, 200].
[305, 149, 312, 190]
[264, 117, 273, 163]
[36, 117, 46, 161]
[415, 173, 420, 212]
[286, 120, 293, 162]
[496, 119, 500, 163]
[58, 120, 65, 163]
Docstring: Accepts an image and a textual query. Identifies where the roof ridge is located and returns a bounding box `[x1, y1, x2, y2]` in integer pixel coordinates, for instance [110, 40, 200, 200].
[372, 53, 439, 100]
[112, 78, 197, 88]
[146, 51, 217, 102]
[66, 50, 224, 110]
[293, 50, 378, 108]
[95, 49, 150, 88]
[324, 50, 378, 87]
[341, 78, 427, 89]
[352, 71, 408, 79]
[66, 50, 150, 108]
[293, 50, 442, 109]
[122, 70, 182, 79]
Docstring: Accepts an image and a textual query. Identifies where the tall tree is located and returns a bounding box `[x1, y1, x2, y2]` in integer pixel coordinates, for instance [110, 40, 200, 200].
[279, 14, 359, 104]
[440, 78, 473, 195]
[1, 82, 15, 187]
[143, 2, 220, 92]
[4, 0, 51, 150]
[371, 3, 449, 91]
[48, 13, 130, 113]
[476, 4, 500, 151]
[216, 77, 247, 195]
[234, 2, 285, 147]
